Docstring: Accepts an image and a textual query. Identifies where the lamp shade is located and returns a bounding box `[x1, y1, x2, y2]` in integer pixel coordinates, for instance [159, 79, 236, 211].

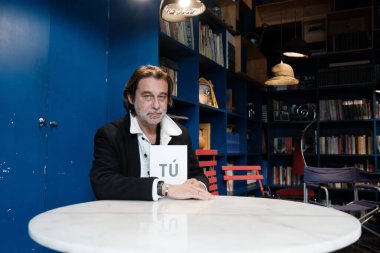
[265, 61, 299, 86]
[160, 0, 206, 22]
[283, 37, 309, 58]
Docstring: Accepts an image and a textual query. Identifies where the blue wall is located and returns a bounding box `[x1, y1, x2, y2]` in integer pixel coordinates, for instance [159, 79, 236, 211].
[0, 0, 159, 251]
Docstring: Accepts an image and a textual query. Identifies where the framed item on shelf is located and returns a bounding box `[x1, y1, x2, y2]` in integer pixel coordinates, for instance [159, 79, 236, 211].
[199, 123, 211, 150]
[273, 111, 289, 121]
[199, 77, 218, 108]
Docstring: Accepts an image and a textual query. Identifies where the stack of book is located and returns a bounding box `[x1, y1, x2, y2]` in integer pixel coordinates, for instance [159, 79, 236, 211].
[318, 62, 373, 86]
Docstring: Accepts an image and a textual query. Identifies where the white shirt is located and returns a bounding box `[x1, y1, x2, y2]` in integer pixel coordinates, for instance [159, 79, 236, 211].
[129, 113, 182, 200]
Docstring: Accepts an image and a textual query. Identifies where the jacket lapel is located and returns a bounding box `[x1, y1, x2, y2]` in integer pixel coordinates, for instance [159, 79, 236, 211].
[122, 115, 141, 177]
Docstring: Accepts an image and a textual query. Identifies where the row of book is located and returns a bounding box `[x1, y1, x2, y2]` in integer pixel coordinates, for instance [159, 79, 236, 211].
[328, 32, 370, 52]
[160, 18, 194, 49]
[319, 99, 372, 121]
[271, 166, 301, 186]
[273, 137, 293, 154]
[199, 22, 224, 66]
[319, 135, 374, 155]
[317, 64, 375, 86]
[159, 58, 178, 97]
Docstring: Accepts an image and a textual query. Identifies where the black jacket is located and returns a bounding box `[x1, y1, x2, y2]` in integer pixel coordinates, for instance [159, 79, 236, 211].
[90, 115, 209, 200]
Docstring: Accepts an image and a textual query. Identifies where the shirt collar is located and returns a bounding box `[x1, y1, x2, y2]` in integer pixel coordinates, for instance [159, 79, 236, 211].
[129, 113, 182, 136]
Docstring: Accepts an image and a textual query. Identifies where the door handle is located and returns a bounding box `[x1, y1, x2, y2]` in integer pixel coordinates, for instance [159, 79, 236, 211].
[49, 121, 58, 127]
[38, 118, 58, 127]
[38, 117, 47, 127]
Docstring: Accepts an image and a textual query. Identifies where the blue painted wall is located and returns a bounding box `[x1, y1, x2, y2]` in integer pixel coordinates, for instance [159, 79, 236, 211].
[0, 0, 159, 251]
[107, 0, 160, 120]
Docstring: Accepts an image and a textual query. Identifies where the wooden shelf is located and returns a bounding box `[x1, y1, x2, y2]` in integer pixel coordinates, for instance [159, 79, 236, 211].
[255, 0, 332, 27]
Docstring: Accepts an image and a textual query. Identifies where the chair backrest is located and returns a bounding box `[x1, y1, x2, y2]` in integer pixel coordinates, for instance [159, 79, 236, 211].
[294, 118, 317, 175]
[304, 166, 357, 184]
[356, 170, 380, 184]
[222, 165, 264, 196]
[293, 135, 306, 176]
[196, 149, 219, 195]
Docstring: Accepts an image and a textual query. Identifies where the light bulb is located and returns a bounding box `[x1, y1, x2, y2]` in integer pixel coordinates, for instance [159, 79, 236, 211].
[178, 0, 191, 8]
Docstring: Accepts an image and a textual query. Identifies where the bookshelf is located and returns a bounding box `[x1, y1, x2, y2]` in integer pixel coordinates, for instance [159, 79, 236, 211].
[159, 0, 265, 196]
[266, 51, 380, 191]
[265, 51, 380, 186]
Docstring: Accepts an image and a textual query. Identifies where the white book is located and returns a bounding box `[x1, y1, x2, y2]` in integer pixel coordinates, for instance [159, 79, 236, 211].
[150, 145, 187, 184]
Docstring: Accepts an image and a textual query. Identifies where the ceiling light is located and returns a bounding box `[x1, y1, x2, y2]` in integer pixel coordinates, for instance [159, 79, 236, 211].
[160, 0, 206, 23]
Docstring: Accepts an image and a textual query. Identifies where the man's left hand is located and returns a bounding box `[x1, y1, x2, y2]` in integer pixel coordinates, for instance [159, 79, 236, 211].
[184, 178, 207, 190]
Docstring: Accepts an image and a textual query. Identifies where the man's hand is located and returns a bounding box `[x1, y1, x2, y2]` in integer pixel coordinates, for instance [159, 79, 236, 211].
[184, 178, 207, 190]
[165, 182, 214, 200]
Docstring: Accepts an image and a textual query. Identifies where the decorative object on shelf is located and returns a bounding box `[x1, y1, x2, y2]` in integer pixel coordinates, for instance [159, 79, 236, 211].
[273, 111, 290, 121]
[199, 77, 218, 108]
[248, 103, 255, 118]
[265, 61, 299, 86]
[283, 9, 309, 58]
[289, 103, 316, 121]
[199, 123, 211, 150]
[296, 104, 316, 121]
[160, 0, 205, 22]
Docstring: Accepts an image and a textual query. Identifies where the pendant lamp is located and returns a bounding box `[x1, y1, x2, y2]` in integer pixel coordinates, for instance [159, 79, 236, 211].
[283, 37, 309, 58]
[283, 9, 309, 58]
[265, 61, 299, 86]
[265, 12, 298, 86]
[160, 0, 206, 23]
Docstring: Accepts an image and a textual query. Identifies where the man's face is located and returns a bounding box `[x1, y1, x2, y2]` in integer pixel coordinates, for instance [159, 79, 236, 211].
[128, 77, 168, 127]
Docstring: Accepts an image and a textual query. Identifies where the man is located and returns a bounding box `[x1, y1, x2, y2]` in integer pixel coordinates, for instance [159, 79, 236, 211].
[90, 65, 213, 201]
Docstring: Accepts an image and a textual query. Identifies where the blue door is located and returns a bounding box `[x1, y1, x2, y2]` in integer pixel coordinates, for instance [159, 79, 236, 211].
[0, 1, 50, 251]
[43, 0, 108, 211]
[0, 0, 108, 251]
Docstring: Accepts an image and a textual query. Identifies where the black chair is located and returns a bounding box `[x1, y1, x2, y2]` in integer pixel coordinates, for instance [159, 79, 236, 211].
[303, 160, 380, 239]
[275, 118, 316, 200]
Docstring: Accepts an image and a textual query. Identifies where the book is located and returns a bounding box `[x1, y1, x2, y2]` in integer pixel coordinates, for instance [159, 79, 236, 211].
[226, 30, 235, 71]
[149, 145, 187, 184]
[328, 60, 370, 68]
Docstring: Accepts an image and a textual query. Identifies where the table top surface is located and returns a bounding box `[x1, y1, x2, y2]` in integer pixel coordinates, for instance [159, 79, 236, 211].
[29, 196, 361, 253]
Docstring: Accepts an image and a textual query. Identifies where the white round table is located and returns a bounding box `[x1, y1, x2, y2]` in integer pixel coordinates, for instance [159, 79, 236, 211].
[29, 196, 361, 253]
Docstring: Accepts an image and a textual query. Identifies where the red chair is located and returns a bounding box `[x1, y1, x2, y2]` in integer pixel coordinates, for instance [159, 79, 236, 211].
[222, 165, 265, 196]
[196, 149, 219, 195]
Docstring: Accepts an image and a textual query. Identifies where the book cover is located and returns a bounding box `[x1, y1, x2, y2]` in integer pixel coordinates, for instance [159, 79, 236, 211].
[150, 145, 187, 184]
